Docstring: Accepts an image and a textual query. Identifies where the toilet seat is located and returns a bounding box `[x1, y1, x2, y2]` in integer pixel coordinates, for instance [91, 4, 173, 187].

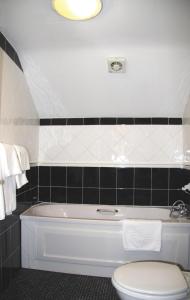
[112, 262, 189, 300]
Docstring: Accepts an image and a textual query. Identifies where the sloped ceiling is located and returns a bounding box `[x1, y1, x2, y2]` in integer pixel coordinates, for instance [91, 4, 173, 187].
[0, 0, 190, 118]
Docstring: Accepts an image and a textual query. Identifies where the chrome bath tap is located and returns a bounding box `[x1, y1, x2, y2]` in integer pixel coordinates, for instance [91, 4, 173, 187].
[170, 200, 190, 218]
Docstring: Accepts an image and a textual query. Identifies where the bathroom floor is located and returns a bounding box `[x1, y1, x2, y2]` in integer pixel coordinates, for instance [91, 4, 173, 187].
[0, 269, 119, 300]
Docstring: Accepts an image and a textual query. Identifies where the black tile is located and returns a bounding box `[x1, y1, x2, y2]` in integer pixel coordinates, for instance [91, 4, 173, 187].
[152, 118, 168, 125]
[11, 222, 21, 250]
[99, 118, 117, 125]
[52, 118, 67, 125]
[152, 190, 168, 206]
[100, 189, 116, 205]
[67, 118, 83, 125]
[117, 189, 133, 205]
[25, 188, 38, 203]
[5, 40, 15, 61]
[0, 216, 18, 235]
[83, 188, 99, 204]
[30, 167, 38, 188]
[2, 262, 11, 291]
[169, 189, 190, 206]
[11, 247, 21, 274]
[51, 187, 66, 203]
[100, 168, 116, 188]
[134, 118, 151, 125]
[83, 167, 99, 187]
[169, 118, 182, 125]
[169, 168, 188, 189]
[14, 53, 23, 71]
[67, 167, 82, 187]
[16, 193, 25, 203]
[0, 32, 5, 50]
[39, 187, 50, 202]
[51, 167, 66, 186]
[116, 118, 134, 125]
[117, 168, 134, 188]
[67, 188, 82, 204]
[40, 119, 52, 125]
[134, 189, 151, 205]
[83, 118, 100, 125]
[152, 168, 169, 189]
[1, 229, 11, 262]
[135, 168, 151, 188]
[39, 167, 50, 186]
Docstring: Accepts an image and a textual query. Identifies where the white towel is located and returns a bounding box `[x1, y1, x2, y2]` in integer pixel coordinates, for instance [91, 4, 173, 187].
[0, 143, 21, 178]
[0, 143, 22, 219]
[122, 219, 162, 252]
[14, 145, 30, 189]
[0, 175, 5, 220]
[14, 145, 30, 170]
[3, 176, 16, 215]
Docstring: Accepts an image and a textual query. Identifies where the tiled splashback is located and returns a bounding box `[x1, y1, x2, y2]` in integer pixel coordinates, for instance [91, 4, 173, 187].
[16, 167, 38, 204]
[38, 166, 190, 206]
[39, 125, 183, 166]
[0, 215, 21, 292]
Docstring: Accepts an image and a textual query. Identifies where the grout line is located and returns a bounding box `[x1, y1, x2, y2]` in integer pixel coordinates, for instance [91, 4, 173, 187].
[2, 245, 20, 266]
[66, 167, 68, 203]
[49, 167, 52, 202]
[150, 168, 152, 205]
[98, 167, 100, 204]
[116, 168, 118, 205]
[82, 167, 84, 204]
[38, 166, 39, 202]
[168, 168, 170, 206]
[133, 169, 135, 206]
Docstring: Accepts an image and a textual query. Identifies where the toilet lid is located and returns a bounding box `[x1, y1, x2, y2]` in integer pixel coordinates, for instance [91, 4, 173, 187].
[113, 262, 188, 296]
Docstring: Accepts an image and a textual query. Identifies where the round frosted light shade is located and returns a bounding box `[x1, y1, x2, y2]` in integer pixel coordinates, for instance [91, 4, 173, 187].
[52, 0, 102, 20]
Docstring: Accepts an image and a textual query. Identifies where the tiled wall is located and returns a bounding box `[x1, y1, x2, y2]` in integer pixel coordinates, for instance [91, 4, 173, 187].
[39, 124, 183, 167]
[0, 33, 38, 293]
[38, 166, 190, 206]
[16, 167, 38, 204]
[0, 215, 21, 292]
[0, 32, 22, 71]
[0, 166, 38, 293]
[40, 118, 182, 126]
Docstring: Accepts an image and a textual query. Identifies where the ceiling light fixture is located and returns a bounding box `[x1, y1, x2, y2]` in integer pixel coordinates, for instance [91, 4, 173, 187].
[52, 0, 102, 20]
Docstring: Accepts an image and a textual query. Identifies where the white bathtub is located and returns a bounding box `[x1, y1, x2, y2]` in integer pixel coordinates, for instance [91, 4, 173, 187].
[21, 203, 190, 277]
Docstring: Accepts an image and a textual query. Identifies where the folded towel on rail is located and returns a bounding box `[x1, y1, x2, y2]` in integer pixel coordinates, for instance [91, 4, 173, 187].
[14, 145, 30, 171]
[14, 145, 30, 189]
[122, 219, 162, 252]
[0, 143, 21, 177]
[0, 143, 22, 219]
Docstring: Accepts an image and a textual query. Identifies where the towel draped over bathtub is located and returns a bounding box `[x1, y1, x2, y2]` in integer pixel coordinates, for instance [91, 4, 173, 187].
[0, 143, 30, 220]
[122, 219, 162, 252]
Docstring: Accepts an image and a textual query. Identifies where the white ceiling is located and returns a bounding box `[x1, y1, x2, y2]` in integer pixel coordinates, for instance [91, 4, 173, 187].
[0, 0, 190, 118]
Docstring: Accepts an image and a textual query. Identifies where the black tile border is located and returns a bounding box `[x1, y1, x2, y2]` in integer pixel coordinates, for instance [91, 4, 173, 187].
[0, 32, 23, 72]
[38, 166, 190, 207]
[40, 118, 182, 126]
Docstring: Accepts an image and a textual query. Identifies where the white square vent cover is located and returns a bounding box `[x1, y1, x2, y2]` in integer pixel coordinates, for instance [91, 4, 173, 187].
[107, 57, 126, 73]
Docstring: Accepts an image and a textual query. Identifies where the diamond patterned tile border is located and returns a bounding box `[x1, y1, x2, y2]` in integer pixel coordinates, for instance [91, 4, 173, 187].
[39, 125, 183, 166]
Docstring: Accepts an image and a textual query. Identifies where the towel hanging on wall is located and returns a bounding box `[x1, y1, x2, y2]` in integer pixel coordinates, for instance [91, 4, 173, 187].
[0, 143, 30, 220]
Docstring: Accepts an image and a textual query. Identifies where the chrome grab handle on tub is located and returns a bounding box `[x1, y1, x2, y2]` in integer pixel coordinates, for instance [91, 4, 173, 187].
[96, 208, 119, 214]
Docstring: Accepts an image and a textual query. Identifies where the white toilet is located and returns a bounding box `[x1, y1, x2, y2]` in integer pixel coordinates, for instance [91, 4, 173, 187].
[112, 261, 190, 300]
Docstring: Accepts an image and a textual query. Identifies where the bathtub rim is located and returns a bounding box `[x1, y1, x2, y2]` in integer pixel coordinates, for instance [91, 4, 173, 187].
[20, 202, 190, 225]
